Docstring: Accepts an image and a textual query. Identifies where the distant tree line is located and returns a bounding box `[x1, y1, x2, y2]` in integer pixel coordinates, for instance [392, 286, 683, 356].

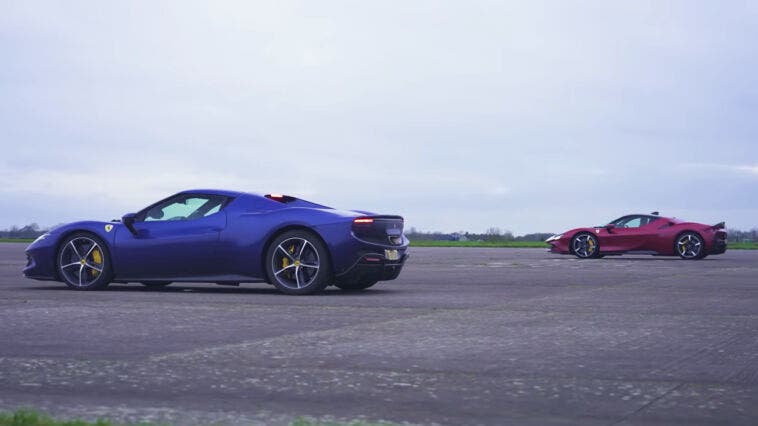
[406, 227, 553, 242]
[1, 224, 756, 243]
[0, 223, 47, 239]
[728, 228, 758, 243]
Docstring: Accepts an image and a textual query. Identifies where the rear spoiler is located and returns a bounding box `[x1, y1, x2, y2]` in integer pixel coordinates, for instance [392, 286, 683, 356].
[710, 221, 726, 230]
[264, 193, 330, 209]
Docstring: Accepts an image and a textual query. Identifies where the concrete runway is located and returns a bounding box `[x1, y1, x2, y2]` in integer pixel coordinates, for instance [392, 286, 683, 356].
[1, 242, 757, 425]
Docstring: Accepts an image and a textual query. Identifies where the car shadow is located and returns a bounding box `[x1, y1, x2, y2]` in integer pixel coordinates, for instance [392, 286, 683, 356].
[597, 256, 722, 262]
[27, 284, 396, 296]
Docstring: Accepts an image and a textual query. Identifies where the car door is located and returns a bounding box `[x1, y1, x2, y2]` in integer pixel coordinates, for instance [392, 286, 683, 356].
[113, 194, 229, 279]
[601, 215, 659, 252]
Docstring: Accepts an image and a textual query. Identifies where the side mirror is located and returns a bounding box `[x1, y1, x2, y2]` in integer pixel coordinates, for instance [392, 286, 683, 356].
[605, 223, 616, 232]
[122, 213, 138, 236]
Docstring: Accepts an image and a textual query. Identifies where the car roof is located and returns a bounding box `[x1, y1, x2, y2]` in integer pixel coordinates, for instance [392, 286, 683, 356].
[179, 189, 252, 197]
[177, 189, 332, 209]
[613, 214, 678, 223]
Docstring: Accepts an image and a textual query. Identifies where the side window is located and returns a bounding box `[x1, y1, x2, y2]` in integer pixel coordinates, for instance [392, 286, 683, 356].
[640, 216, 659, 226]
[204, 204, 221, 216]
[614, 216, 643, 228]
[141, 195, 228, 222]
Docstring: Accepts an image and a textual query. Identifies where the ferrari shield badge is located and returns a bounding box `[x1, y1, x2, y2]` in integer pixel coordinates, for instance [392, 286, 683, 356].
[595, 228, 600, 234]
[105, 224, 113, 233]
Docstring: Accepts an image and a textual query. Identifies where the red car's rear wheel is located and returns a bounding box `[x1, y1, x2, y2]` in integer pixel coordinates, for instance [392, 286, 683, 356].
[675, 232, 705, 260]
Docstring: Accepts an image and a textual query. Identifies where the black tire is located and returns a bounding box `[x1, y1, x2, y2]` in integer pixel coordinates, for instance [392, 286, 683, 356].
[675, 232, 706, 260]
[335, 280, 378, 291]
[140, 281, 172, 288]
[57, 232, 113, 290]
[571, 232, 600, 259]
[264, 230, 331, 295]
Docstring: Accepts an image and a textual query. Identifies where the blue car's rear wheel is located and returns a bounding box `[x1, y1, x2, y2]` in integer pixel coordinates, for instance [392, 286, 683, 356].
[57, 233, 113, 290]
[265, 230, 331, 295]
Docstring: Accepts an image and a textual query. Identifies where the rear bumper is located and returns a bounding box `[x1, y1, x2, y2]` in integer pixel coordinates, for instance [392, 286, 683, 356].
[335, 252, 409, 284]
[710, 238, 727, 255]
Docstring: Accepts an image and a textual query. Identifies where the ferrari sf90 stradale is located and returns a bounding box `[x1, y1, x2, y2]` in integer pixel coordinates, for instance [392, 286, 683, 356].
[546, 213, 727, 260]
[23, 190, 409, 294]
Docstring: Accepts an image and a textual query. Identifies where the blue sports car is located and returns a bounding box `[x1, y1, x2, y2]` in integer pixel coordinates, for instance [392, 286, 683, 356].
[23, 189, 409, 295]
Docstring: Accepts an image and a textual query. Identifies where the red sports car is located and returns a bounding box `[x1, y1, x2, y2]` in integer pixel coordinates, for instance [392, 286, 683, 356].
[546, 213, 727, 260]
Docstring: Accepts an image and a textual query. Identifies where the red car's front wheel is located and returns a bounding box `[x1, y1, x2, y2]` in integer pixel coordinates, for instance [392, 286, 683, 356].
[571, 232, 600, 259]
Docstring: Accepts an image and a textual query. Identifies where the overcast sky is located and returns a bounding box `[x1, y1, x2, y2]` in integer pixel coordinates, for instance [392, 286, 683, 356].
[1, 1, 756, 234]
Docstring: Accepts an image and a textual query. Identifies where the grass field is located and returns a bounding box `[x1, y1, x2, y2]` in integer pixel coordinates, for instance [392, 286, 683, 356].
[409, 240, 547, 248]
[0, 410, 113, 426]
[410, 240, 758, 250]
[730, 242, 758, 250]
[0, 409, 391, 426]
[2, 238, 756, 249]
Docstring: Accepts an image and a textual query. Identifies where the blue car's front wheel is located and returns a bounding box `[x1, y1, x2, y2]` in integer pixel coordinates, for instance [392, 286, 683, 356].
[57, 233, 113, 290]
[265, 230, 331, 295]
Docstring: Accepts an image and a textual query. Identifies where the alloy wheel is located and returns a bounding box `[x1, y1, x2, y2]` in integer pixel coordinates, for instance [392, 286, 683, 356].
[676, 233, 703, 259]
[59, 237, 105, 287]
[270, 237, 321, 290]
[572, 233, 598, 258]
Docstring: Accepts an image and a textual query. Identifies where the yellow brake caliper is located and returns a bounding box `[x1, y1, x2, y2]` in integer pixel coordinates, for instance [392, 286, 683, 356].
[282, 244, 296, 272]
[90, 248, 102, 277]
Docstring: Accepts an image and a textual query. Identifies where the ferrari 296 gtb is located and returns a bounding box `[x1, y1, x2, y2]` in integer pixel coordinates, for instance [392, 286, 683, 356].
[23, 190, 409, 294]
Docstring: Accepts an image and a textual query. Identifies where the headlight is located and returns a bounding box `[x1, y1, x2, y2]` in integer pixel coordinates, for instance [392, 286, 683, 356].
[545, 234, 562, 243]
[32, 233, 50, 243]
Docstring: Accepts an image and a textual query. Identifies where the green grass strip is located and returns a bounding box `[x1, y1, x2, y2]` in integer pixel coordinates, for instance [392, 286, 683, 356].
[410, 240, 758, 250]
[730, 242, 758, 250]
[2, 238, 757, 249]
[291, 418, 396, 426]
[0, 409, 118, 426]
[0, 410, 396, 426]
[410, 240, 547, 248]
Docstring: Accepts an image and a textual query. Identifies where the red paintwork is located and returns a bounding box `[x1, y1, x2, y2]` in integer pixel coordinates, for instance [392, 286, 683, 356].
[548, 215, 727, 257]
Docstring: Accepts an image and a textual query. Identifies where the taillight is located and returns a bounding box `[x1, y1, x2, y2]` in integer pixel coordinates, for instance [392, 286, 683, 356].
[265, 193, 296, 203]
[354, 218, 374, 224]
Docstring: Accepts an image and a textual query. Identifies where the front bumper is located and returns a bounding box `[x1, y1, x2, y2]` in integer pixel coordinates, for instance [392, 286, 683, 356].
[23, 238, 59, 281]
[335, 251, 409, 285]
[547, 241, 570, 254]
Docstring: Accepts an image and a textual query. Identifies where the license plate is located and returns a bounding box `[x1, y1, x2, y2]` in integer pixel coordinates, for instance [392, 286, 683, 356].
[385, 249, 399, 261]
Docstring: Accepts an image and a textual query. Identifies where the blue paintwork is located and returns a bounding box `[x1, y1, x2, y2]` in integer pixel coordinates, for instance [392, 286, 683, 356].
[23, 190, 409, 284]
